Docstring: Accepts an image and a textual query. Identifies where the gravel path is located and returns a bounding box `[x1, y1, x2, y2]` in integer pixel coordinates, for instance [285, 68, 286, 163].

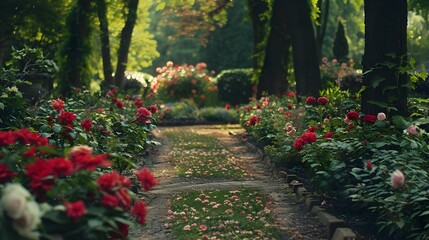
[129, 125, 326, 240]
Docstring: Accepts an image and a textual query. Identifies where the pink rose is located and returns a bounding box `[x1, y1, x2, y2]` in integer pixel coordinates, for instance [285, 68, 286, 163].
[377, 112, 386, 121]
[406, 125, 419, 136]
[391, 170, 405, 189]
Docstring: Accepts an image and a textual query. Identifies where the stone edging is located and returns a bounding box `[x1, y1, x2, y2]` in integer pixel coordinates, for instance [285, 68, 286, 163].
[230, 131, 358, 240]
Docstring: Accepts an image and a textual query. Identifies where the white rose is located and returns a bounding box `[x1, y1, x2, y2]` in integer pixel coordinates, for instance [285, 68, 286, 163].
[1, 183, 31, 219]
[12, 200, 42, 240]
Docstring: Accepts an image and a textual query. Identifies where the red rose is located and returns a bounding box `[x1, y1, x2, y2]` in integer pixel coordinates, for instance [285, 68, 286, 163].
[301, 132, 317, 143]
[346, 111, 360, 120]
[25, 159, 56, 194]
[14, 129, 49, 146]
[287, 104, 293, 109]
[293, 137, 305, 151]
[73, 153, 111, 172]
[22, 147, 37, 157]
[0, 131, 16, 146]
[317, 97, 329, 105]
[135, 168, 157, 191]
[116, 100, 124, 109]
[307, 126, 316, 132]
[47, 158, 73, 177]
[135, 107, 151, 123]
[148, 105, 158, 114]
[58, 111, 76, 125]
[246, 115, 261, 126]
[134, 98, 143, 108]
[100, 194, 120, 207]
[324, 132, 334, 138]
[51, 99, 65, 112]
[65, 200, 87, 220]
[0, 163, 16, 183]
[131, 201, 147, 224]
[305, 96, 317, 105]
[366, 160, 373, 170]
[285, 91, 296, 98]
[116, 188, 131, 209]
[80, 119, 92, 131]
[363, 114, 377, 124]
[97, 171, 131, 192]
[224, 104, 230, 110]
[111, 98, 118, 104]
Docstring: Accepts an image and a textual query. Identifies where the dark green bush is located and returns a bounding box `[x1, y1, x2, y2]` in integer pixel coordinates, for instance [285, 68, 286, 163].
[216, 69, 253, 106]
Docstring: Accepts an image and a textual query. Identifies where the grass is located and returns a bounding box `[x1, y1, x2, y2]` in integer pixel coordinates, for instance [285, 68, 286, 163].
[168, 188, 280, 240]
[164, 130, 247, 179]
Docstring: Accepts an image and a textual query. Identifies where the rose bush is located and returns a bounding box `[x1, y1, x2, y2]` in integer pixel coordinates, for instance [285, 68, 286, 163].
[154, 61, 219, 107]
[0, 129, 157, 239]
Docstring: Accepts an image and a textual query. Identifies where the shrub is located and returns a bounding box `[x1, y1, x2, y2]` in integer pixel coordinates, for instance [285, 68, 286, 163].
[196, 107, 239, 123]
[216, 68, 254, 106]
[154, 61, 218, 107]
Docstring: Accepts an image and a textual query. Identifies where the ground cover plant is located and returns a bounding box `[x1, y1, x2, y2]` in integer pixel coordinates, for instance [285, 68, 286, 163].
[168, 188, 279, 240]
[164, 130, 247, 179]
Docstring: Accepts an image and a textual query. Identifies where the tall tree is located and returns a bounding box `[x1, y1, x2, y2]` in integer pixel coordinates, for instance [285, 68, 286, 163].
[333, 20, 349, 62]
[96, 0, 114, 86]
[285, 0, 322, 97]
[114, 0, 139, 87]
[247, 0, 270, 72]
[361, 0, 408, 115]
[59, 0, 92, 96]
[315, 0, 330, 61]
[257, 0, 290, 98]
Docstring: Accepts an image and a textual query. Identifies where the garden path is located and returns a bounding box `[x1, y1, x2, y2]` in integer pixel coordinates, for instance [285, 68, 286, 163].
[129, 125, 326, 240]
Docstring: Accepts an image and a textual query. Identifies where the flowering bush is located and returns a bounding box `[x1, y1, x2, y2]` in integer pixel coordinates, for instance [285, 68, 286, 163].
[241, 90, 429, 238]
[154, 61, 219, 107]
[0, 129, 157, 239]
[320, 57, 362, 93]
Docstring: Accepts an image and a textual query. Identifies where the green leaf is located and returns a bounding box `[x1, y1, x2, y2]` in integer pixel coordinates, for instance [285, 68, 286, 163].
[53, 124, 62, 133]
[392, 115, 407, 130]
[0, 102, 4, 110]
[88, 219, 103, 228]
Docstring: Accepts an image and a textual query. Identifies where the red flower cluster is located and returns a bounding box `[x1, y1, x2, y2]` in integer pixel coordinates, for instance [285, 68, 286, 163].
[135, 107, 152, 124]
[97, 171, 131, 209]
[317, 97, 329, 105]
[148, 105, 158, 114]
[58, 111, 76, 126]
[363, 114, 377, 124]
[305, 96, 317, 105]
[0, 163, 16, 183]
[65, 200, 87, 220]
[285, 91, 296, 98]
[135, 98, 143, 108]
[116, 100, 124, 109]
[131, 201, 147, 224]
[106, 88, 118, 96]
[346, 111, 360, 120]
[324, 132, 334, 138]
[69, 146, 111, 171]
[293, 132, 317, 151]
[135, 168, 157, 192]
[246, 115, 261, 126]
[80, 119, 92, 131]
[51, 99, 65, 112]
[0, 129, 49, 147]
[25, 157, 74, 194]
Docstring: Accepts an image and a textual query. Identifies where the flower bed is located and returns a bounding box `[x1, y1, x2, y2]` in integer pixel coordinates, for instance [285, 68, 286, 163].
[241, 92, 429, 239]
[0, 87, 160, 239]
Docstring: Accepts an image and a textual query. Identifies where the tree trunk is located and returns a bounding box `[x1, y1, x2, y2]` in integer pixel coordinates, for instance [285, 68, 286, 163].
[114, 0, 139, 88]
[257, 0, 290, 98]
[0, 39, 7, 67]
[96, 0, 114, 87]
[285, 0, 322, 97]
[60, 0, 92, 97]
[247, 0, 270, 71]
[315, 0, 330, 61]
[361, 0, 408, 116]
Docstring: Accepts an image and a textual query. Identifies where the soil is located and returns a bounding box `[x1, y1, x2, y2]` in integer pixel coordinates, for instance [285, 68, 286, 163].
[129, 125, 326, 240]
